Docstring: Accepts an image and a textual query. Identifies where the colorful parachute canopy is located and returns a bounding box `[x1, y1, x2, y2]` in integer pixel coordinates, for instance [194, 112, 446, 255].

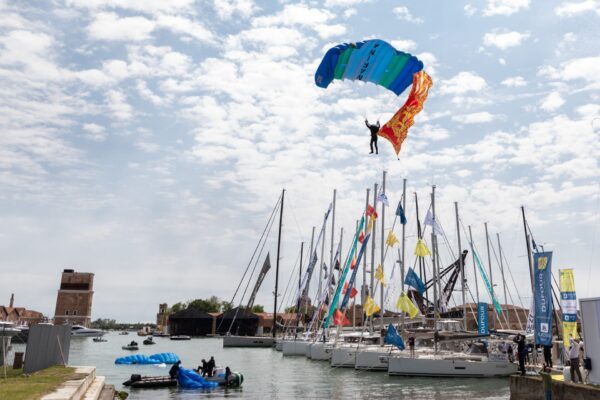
[177, 368, 219, 389]
[315, 39, 424, 96]
[378, 71, 433, 155]
[114, 352, 180, 365]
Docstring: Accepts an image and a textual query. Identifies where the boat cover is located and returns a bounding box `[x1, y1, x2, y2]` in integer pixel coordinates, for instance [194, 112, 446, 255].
[115, 352, 180, 365]
[178, 368, 219, 389]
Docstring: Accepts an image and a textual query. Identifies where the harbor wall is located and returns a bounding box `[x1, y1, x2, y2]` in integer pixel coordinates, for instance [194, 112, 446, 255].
[510, 375, 600, 400]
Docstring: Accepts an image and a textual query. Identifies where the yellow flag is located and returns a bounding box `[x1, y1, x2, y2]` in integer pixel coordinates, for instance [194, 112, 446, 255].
[386, 231, 399, 247]
[364, 295, 380, 317]
[366, 215, 375, 233]
[375, 264, 386, 286]
[396, 292, 419, 318]
[560, 269, 576, 292]
[414, 239, 431, 257]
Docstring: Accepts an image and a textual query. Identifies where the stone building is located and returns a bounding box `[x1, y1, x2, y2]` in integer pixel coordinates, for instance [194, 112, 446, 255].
[156, 303, 169, 333]
[53, 269, 95, 327]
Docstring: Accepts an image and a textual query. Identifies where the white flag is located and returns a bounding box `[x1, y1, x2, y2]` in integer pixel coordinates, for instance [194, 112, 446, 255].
[424, 209, 443, 236]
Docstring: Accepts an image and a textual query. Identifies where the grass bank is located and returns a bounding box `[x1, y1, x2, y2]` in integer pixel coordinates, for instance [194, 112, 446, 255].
[0, 365, 82, 400]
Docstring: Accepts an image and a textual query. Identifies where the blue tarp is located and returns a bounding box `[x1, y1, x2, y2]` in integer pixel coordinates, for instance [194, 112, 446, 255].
[115, 352, 180, 365]
[177, 368, 219, 389]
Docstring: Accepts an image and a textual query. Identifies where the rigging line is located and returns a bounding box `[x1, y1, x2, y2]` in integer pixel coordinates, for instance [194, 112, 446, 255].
[277, 244, 302, 315]
[491, 237, 524, 328]
[226, 199, 280, 334]
[501, 237, 527, 310]
[488, 238, 511, 328]
[226, 194, 281, 308]
[286, 194, 307, 240]
[586, 182, 600, 294]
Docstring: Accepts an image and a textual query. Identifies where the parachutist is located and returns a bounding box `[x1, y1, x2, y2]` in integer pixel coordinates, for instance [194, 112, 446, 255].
[365, 119, 380, 154]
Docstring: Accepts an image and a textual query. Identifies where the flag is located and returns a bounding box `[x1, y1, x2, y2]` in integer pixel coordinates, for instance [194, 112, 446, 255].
[333, 309, 350, 326]
[375, 264, 386, 286]
[367, 215, 375, 232]
[477, 302, 489, 335]
[560, 269, 579, 347]
[534, 252, 553, 346]
[532, 237, 538, 252]
[366, 204, 378, 219]
[364, 295, 380, 317]
[414, 239, 431, 257]
[342, 282, 348, 294]
[349, 287, 358, 298]
[386, 231, 399, 247]
[377, 192, 389, 206]
[350, 257, 357, 270]
[424, 209, 442, 236]
[359, 232, 365, 243]
[396, 292, 419, 318]
[396, 201, 407, 225]
[378, 71, 433, 156]
[334, 259, 340, 270]
[330, 275, 336, 287]
[384, 323, 405, 350]
[324, 294, 330, 306]
[404, 267, 426, 294]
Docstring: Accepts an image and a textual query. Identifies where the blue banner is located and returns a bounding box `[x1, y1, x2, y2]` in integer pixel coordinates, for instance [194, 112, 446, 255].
[384, 323, 405, 350]
[340, 234, 370, 310]
[477, 302, 489, 335]
[404, 267, 426, 294]
[534, 251, 553, 346]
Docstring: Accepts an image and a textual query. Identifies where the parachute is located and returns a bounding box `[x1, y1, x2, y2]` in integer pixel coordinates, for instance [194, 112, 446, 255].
[115, 352, 180, 365]
[314, 39, 432, 156]
[177, 368, 219, 389]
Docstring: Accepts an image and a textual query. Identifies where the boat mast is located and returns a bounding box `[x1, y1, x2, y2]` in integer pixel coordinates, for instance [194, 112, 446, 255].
[330, 189, 336, 284]
[304, 226, 315, 316]
[484, 222, 496, 330]
[318, 204, 327, 307]
[521, 206, 535, 292]
[273, 189, 285, 338]
[380, 171, 386, 344]
[400, 178, 407, 329]
[468, 225, 480, 305]
[455, 202, 466, 331]
[431, 186, 438, 353]
[496, 233, 509, 317]
[415, 192, 427, 305]
[362, 188, 370, 306]
[370, 182, 378, 335]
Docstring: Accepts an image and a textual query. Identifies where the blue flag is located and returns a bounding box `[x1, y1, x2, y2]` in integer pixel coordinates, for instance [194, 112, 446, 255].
[534, 251, 553, 346]
[404, 267, 425, 294]
[396, 201, 407, 225]
[477, 302, 489, 335]
[384, 323, 405, 350]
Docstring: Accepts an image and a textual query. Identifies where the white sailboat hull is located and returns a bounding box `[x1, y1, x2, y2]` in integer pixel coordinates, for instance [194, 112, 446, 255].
[281, 340, 310, 356]
[275, 340, 283, 351]
[308, 342, 333, 360]
[222, 336, 274, 347]
[330, 346, 357, 368]
[355, 347, 392, 371]
[388, 355, 519, 377]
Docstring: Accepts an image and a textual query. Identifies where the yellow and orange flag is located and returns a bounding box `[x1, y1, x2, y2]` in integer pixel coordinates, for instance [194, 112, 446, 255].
[378, 71, 433, 156]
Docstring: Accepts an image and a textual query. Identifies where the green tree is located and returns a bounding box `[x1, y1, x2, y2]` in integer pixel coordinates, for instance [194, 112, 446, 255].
[251, 304, 264, 313]
[221, 301, 233, 312]
[187, 296, 221, 313]
[170, 302, 186, 314]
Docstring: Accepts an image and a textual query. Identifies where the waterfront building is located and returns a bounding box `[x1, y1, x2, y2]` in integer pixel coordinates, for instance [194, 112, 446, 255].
[0, 293, 45, 326]
[53, 269, 95, 327]
[169, 308, 214, 336]
[156, 303, 169, 333]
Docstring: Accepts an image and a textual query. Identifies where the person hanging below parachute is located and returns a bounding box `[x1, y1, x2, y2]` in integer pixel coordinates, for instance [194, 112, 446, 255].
[365, 119, 380, 154]
[314, 39, 433, 158]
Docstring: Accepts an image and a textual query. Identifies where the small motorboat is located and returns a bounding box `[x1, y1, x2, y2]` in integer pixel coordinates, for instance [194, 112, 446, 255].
[122, 341, 139, 350]
[93, 336, 107, 342]
[170, 335, 191, 341]
[123, 374, 176, 389]
[119, 331, 129, 335]
[206, 369, 244, 388]
[143, 337, 155, 345]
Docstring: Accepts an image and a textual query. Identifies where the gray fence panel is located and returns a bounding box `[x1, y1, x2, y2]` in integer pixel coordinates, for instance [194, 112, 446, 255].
[23, 324, 71, 374]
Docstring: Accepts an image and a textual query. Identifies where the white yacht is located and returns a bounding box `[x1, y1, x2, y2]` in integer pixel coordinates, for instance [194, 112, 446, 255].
[71, 324, 105, 337]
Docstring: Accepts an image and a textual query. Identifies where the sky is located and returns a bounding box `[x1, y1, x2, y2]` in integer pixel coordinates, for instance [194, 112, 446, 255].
[0, 0, 599, 323]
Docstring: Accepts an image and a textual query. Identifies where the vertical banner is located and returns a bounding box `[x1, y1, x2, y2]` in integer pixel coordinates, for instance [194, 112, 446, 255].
[534, 251, 553, 346]
[559, 269, 578, 346]
[477, 302, 489, 335]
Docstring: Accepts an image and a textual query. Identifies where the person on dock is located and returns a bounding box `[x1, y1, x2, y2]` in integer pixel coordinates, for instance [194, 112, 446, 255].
[169, 360, 181, 379]
[365, 119, 380, 154]
[543, 344, 553, 368]
[539, 364, 553, 400]
[408, 335, 415, 358]
[514, 334, 526, 375]
[207, 356, 216, 377]
[568, 337, 583, 383]
[197, 359, 208, 376]
[507, 343, 514, 362]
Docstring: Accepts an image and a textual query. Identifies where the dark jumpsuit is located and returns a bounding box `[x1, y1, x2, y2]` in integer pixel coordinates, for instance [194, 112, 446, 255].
[365, 120, 380, 154]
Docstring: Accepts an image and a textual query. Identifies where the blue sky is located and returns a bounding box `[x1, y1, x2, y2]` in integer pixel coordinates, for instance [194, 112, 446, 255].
[0, 0, 599, 322]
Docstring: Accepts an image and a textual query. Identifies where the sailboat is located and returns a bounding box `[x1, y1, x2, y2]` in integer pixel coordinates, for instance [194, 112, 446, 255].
[222, 190, 285, 348]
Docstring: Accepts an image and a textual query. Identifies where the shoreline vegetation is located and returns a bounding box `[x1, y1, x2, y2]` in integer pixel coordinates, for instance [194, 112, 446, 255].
[0, 366, 80, 400]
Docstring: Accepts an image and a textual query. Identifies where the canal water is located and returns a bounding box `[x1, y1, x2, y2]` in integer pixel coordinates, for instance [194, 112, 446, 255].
[65, 332, 510, 399]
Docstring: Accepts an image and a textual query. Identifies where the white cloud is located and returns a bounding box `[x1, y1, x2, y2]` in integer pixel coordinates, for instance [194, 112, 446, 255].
[105, 89, 133, 120]
[501, 76, 527, 87]
[82, 123, 107, 141]
[483, 0, 531, 16]
[391, 39, 417, 52]
[87, 12, 155, 41]
[213, 0, 257, 20]
[452, 112, 499, 124]
[65, 0, 196, 15]
[156, 15, 215, 43]
[576, 103, 600, 118]
[393, 6, 424, 23]
[324, 0, 372, 7]
[483, 31, 530, 50]
[416, 52, 438, 75]
[439, 72, 487, 95]
[539, 91, 565, 112]
[464, 4, 477, 16]
[555, 0, 600, 17]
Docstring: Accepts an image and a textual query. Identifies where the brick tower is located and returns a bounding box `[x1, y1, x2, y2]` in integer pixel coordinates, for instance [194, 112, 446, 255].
[53, 269, 95, 327]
